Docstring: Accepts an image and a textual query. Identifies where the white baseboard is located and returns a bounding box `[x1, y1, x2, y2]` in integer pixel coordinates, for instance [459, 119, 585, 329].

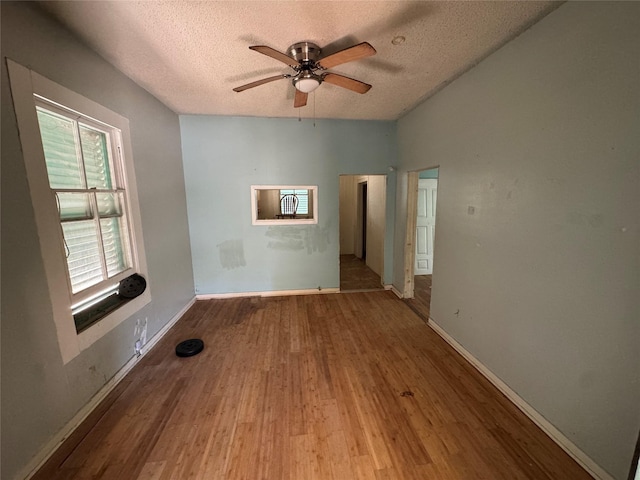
[21, 297, 196, 480]
[427, 318, 612, 480]
[197, 287, 339, 300]
[389, 285, 403, 298]
[138, 297, 196, 356]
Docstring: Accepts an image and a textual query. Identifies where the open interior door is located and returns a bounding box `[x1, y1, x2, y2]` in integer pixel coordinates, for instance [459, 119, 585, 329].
[415, 178, 437, 275]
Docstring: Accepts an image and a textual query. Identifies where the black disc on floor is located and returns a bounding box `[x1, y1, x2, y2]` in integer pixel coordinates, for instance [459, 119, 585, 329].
[175, 338, 204, 357]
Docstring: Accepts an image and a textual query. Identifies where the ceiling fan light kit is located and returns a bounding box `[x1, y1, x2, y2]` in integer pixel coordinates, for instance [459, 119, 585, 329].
[233, 40, 376, 108]
[293, 73, 321, 93]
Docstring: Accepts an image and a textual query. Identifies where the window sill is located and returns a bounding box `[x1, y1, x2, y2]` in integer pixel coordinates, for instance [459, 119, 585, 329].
[74, 294, 132, 333]
[75, 290, 151, 354]
[252, 217, 318, 226]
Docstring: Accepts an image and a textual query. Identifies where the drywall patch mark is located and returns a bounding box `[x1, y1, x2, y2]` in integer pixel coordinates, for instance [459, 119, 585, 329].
[266, 222, 331, 254]
[303, 222, 331, 254]
[218, 239, 246, 269]
[265, 227, 305, 251]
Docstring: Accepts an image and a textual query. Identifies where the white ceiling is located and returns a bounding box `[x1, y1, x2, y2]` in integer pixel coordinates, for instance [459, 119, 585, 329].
[38, 1, 560, 121]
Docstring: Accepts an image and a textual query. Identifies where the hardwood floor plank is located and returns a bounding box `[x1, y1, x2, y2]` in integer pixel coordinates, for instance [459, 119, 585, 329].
[351, 455, 378, 479]
[290, 433, 322, 480]
[323, 429, 356, 479]
[343, 365, 395, 470]
[330, 361, 371, 458]
[33, 292, 592, 480]
[197, 396, 240, 479]
[136, 460, 166, 480]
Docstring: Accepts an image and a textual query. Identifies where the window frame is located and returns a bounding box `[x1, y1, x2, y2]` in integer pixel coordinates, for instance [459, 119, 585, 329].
[250, 185, 318, 226]
[34, 98, 137, 308]
[7, 59, 151, 364]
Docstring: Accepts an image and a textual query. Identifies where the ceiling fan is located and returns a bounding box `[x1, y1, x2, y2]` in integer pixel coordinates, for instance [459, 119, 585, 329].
[233, 41, 376, 108]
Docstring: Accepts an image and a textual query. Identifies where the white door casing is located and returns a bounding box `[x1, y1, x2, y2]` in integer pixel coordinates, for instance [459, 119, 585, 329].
[415, 179, 437, 275]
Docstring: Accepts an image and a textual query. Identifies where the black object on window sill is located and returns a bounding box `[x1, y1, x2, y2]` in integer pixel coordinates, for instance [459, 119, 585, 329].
[119, 273, 147, 299]
[74, 273, 147, 333]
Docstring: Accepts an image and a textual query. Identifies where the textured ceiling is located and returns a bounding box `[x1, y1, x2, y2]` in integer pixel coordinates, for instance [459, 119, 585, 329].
[38, 1, 560, 120]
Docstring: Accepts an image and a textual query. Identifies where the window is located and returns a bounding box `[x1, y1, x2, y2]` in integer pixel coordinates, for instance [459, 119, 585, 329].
[35, 101, 135, 318]
[251, 185, 318, 225]
[279, 189, 309, 215]
[8, 60, 150, 363]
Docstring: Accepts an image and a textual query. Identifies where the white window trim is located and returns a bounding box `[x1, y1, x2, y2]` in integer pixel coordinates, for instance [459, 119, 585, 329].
[250, 185, 318, 226]
[7, 59, 151, 364]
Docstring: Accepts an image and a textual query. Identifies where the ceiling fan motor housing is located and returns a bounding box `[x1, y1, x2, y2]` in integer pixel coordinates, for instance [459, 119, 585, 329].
[288, 42, 322, 64]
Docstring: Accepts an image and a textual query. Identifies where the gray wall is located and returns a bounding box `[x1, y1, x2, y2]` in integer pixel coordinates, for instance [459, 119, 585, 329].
[180, 115, 397, 293]
[395, 2, 640, 479]
[1, 3, 195, 479]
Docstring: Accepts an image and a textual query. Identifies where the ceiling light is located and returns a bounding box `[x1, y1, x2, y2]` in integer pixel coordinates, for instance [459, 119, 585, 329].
[391, 36, 406, 46]
[293, 72, 321, 93]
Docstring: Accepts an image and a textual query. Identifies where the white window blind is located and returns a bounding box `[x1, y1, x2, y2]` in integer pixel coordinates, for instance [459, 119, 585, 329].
[280, 189, 309, 215]
[36, 103, 133, 300]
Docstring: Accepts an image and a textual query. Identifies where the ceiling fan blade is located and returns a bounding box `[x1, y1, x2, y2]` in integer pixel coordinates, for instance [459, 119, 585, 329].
[317, 42, 376, 69]
[233, 75, 288, 92]
[249, 46, 299, 67]
[294, 90, 308, 108]
[322, 73, 372, 94]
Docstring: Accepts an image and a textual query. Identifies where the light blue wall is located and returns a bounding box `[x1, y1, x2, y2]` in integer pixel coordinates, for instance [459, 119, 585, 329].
[419, 167, 439, 179]
[395, 2, 640, 479]
[180, 116, 397, 294]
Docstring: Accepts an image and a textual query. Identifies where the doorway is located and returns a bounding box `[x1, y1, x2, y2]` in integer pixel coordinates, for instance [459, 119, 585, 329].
[404, 168, 438, 319]
[355, 181, 367, 260]
[339, 175, 386, 291]
[415, 178, 437, 275]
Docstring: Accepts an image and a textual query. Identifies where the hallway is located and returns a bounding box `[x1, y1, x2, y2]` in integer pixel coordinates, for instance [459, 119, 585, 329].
[339, 254, 383, 292]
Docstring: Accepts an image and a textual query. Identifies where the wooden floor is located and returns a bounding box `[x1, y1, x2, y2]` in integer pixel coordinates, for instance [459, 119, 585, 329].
[340, 254, 383, 291]
[404, 274, 432, 320]
[34, 292, 591, 480]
